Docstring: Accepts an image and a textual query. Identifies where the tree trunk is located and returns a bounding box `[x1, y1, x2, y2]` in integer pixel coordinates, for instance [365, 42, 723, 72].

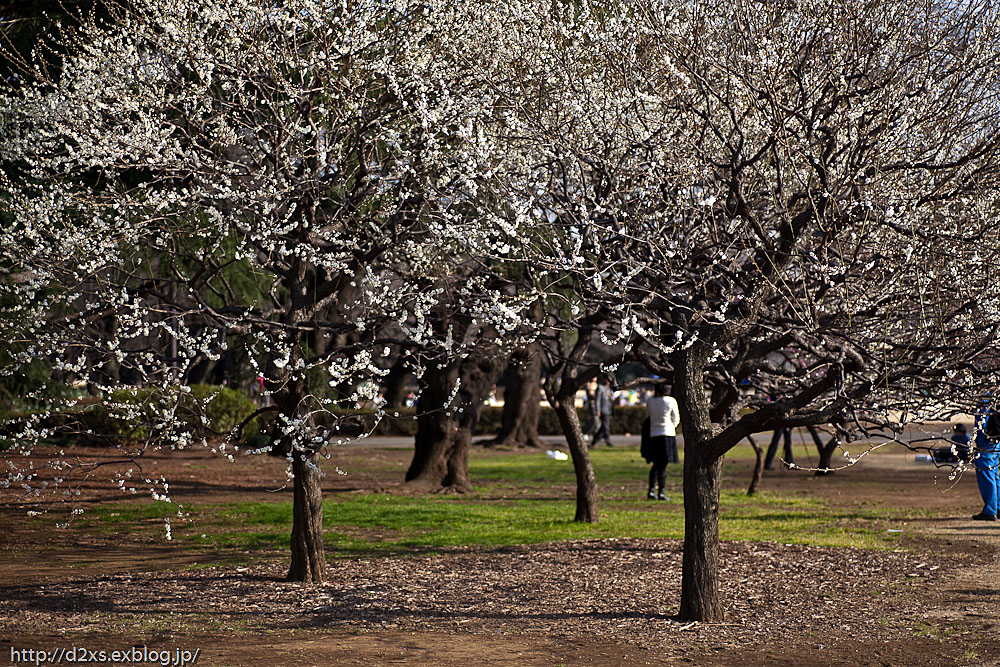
[551, 394, 599, 522]
[675, 347, 726, 622]
[808, 425, 838, 475]
[186, 358, 217, 386]
[287, 448, 327, 582]
[407, 386, 474, 492]
[680, 448, 725, 621]
[406, 339, 505, 492]
[492, 344, 545, 448]
[746, 434, 764, 495]
[383, 357, 412, 408]
[100, 356, 121, 386]
[281, 257, 330, 582]
[272, 367, 328, 582]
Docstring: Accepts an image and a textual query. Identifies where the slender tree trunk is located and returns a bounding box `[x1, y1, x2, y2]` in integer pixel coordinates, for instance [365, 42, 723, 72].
[287, 448, 327, 582]
[273, 367, 328, 582]
[551, 394, 599, 522]
[675, 347, 726, 622]
[808, 425, 838, 475]
[746, 434, 764, 495]
[492, 344, 545, 448]
[279, 255, 329, 582]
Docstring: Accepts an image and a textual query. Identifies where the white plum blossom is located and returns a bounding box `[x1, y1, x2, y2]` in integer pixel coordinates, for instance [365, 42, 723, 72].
[0, 0, 532, 582]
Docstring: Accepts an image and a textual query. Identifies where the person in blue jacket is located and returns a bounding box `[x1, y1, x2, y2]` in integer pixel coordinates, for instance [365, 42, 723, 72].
[972, 409, 1000, 521]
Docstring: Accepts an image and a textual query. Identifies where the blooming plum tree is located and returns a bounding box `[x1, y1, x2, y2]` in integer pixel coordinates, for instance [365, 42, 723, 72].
[453, 0, 1000, 620]
[0, 0, 526, 582]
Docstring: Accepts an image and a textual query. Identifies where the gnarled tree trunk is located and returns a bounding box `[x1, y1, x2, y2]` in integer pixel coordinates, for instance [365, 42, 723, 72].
[492, 344, 545, 448]
[406, 365, 474, 492]
[406, 335, 505, 492]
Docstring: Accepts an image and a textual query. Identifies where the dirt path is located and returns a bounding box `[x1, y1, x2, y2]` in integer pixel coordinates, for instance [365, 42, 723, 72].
[1, 537, 997, 667]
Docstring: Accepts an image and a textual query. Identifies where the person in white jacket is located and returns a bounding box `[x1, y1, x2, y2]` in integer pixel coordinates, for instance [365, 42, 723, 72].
[642, 384, 681, 500]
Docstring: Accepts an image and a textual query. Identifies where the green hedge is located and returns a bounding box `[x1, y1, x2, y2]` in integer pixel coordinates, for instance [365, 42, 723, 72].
[38, 384, 261, 444]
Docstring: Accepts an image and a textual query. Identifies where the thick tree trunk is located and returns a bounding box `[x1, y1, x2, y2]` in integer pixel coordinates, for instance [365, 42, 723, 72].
[746, 434, 764, 495]
[406, 338, 505, 492]
[492, 344, 545, 448]
[287, 448, 327, 582]
[551, 394, 599, 523]
[675, 347, 726, 622]
[680, 449, 725, 621]
[407, 398, 475, 492]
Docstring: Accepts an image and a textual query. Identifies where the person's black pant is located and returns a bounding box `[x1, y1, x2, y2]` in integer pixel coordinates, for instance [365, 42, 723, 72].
[649, 462, 667, 491]
[765, 427, 793, 469]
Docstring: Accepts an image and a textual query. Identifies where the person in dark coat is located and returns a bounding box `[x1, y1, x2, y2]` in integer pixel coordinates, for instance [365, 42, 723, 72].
[934, 423, 971, 463]
[641, 384, 680, 500]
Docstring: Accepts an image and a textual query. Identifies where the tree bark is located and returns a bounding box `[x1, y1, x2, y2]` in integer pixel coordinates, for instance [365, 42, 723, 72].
[407, 370, 474, 492]
[551, 394, 599, 522]
[492, 344, 545, 448]
[287, 448, 327, 582]
[680, 447, 725, 621]
[383, 357, 412, 408]
[808, 425, 838, 475]
[406, 339, 505, 492]
[746, 434, 764, 495]
[271, 354, 329, 582]
[675, 347, 726, 622]
[281, 255, 330, 583]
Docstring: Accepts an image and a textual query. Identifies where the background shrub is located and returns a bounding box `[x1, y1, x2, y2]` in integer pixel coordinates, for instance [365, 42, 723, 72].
[51, 384, 261, 444]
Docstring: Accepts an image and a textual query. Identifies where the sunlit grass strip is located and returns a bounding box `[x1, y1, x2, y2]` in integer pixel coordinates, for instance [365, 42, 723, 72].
[63, 447, 933, 556]
[76, 489, 910, 556]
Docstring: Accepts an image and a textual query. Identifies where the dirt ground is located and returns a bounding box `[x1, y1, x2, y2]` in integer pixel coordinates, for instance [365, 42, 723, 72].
[1, 441, 999, 667]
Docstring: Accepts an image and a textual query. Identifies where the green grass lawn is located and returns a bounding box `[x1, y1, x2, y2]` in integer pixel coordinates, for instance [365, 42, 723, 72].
[66, 446, 932, 560]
